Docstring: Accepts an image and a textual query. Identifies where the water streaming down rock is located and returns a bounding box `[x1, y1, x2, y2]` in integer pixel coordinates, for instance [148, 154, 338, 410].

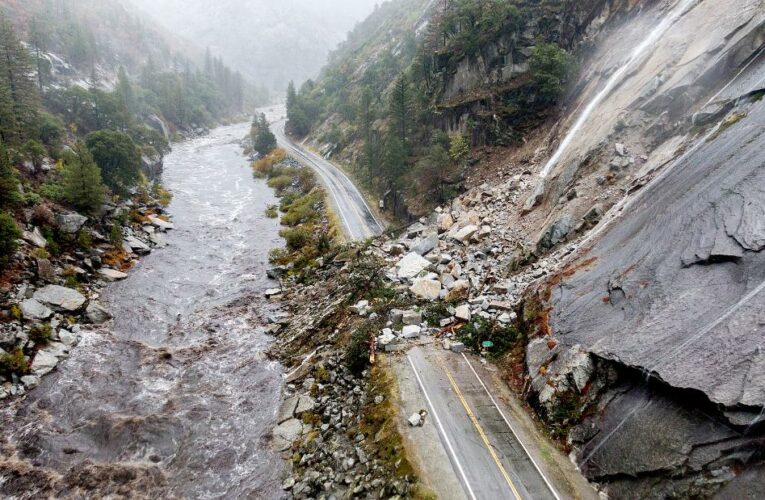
[538, 0, 698, 179]
[0, 123, 287, 498]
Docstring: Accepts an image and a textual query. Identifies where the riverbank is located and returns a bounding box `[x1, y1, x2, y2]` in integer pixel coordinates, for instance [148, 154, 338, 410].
[0, 123, 287, 498]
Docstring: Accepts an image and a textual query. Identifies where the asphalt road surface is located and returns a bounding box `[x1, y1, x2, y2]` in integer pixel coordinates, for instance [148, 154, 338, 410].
[407, 346, 560, 500]
[267, 112, 384, 241]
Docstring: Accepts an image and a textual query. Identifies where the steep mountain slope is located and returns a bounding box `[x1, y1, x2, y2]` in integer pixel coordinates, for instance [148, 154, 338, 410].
[126, 0, 380, 91]
[299, 0, 765, 497]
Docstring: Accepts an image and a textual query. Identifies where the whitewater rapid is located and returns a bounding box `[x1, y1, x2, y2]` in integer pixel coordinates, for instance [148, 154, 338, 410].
[0, 123, 287, 498]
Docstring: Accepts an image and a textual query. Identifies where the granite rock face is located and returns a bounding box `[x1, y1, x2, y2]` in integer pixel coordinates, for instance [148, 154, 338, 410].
[549, 100, 765, 412]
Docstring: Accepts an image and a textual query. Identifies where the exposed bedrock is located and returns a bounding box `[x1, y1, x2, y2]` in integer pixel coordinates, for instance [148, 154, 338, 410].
[534, 94, 765, 496]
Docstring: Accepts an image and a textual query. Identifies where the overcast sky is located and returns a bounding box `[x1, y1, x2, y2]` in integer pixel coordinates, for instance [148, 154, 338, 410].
[127, 0, 382, 90]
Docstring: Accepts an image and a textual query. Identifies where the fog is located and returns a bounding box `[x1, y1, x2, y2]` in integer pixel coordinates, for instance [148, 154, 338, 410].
[127, 0, 382, 92]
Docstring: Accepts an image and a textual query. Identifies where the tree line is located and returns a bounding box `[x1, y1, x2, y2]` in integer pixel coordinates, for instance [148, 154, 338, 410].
[0, 9, 259, 270]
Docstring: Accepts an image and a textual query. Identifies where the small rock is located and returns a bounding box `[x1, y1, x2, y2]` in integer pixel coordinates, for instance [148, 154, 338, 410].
[402, 310, 422, 326]
[450, 342, 466, 353]
[98, 268, 128, 281]
[401, 325, 421, 339]
[31, 349, 58, 376]
[451, 225, 479, 244]
[445, 280, 470, 302]
[264, 288, 282, 298]
[454, 304, 471, 321]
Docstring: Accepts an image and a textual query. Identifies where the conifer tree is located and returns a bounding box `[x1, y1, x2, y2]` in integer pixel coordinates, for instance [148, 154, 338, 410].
[0, 16, 40, 144]
[0, 141, 19, 209]
[62, 141, 105, 214]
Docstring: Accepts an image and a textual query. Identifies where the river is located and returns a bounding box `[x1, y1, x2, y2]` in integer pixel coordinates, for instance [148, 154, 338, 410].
[0, 123, 287, 498]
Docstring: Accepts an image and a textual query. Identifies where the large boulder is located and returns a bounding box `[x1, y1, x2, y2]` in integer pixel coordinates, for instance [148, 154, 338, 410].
[33, 285, 86, 312]
[537, 214, 574, 251]
[410, 278, 441, 301]
[396, 252, 431, 280]
[22, 227, 47, 248]
[19, 299, 53, 321]
[55, 213, 88, 235]
[411, 232, 438, 256]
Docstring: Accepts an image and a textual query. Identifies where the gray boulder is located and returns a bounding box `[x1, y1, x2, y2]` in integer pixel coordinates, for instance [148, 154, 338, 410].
[537, 214, 574, 251]
[55, 213, 88, 235]
[19, 299, 53, 321]
[411, 232, 438, 256]
[22, 227, 47, 248]
[86, 302, 112, 324]
[33, 285, 86, 312]
[125, 236, 151, 255]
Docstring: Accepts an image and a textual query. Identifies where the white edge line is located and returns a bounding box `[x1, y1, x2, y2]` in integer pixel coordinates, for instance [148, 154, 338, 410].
[407, 354, 478, 500]
[274, 128, 356, 239]
[461, 353, 562, 500]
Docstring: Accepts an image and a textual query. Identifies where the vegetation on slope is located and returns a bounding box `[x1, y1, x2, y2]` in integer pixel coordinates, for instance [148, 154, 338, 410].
[286, 0, 576, 218]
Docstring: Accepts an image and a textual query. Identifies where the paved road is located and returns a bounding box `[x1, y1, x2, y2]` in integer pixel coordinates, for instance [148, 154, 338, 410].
[263, 108, 384, 241]
[407, 346, 560, 500]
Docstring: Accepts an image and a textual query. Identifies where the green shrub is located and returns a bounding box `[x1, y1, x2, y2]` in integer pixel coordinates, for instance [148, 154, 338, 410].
[31, 247, 50, 259]
[77, 231, 92, 249]
[280, 226, 312, 251]
[110, 222, 123, 247]
[529, 42, 576, 103]
[345, 323, 375, 375]
[0, 348, 29, 375]
[267, 174, 294, 192]
[281, 192, 321, 226]
[0, 212, 20, 270]
[23, 140, 46, 170]
[29, 323, 52, 344]
[457, 316, 521, 359]
[265, 204, 279, 218]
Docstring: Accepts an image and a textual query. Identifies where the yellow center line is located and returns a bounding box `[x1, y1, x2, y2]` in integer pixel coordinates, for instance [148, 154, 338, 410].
[439, 358, 524, 500]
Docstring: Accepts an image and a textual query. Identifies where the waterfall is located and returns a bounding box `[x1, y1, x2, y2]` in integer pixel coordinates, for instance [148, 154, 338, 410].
[539, 0, 698, 179]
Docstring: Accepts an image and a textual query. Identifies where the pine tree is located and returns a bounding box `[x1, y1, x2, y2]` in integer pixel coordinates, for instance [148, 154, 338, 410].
[390, 74, 411, 150]
[0, 16, 40, 144]
[0, 141, 20, 209]
[62, 141, 105, 214]
[251, 113, 277, 157]
[28, 17, 50, 91]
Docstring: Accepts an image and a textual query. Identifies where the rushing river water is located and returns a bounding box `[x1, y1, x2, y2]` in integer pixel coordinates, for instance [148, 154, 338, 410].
[0, 123, 287, 498]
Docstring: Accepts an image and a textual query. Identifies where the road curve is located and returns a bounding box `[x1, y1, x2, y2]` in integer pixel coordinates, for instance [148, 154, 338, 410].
[265, 110, 384, 241]
[407, 346, 560, 500]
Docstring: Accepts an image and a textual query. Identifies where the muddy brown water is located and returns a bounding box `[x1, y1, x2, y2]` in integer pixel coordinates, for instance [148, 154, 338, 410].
[0, 123, 287, 499]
